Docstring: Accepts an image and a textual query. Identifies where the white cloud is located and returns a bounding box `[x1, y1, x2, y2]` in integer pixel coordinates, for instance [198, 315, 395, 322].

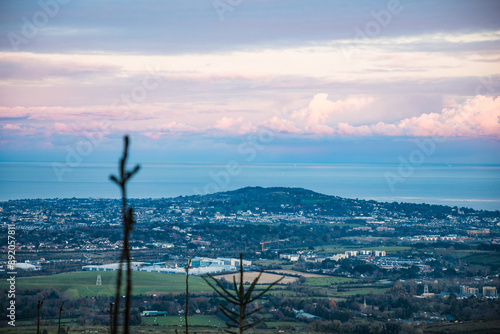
[337, 123, 372, 136]
[336, 95, 500, 137]
[53, 122, 69, 133]
[269, 94, 375, 135]
[304, 94, 374, 128]
[2, 31, 499, 88]
[0, 123, 38, 136]
[143, 121, 200, 140]
[214, 117, 243, 130]
[263, 116, 301, 134]
[3, 124, 21, 130]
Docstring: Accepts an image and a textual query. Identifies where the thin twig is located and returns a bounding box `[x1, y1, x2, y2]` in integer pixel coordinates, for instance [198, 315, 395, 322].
[57, 301, 64, 334]
[110, 135, 140, 334]
[185, 259, 192, 334]
[108, 303, 114, 333]
[36, 300, 43, 334]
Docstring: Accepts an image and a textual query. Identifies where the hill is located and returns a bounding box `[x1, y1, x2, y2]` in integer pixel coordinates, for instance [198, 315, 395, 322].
[174, 186, 496, 220]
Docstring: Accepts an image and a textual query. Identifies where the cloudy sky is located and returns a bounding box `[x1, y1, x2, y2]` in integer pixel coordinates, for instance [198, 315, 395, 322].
[1, 0, 499, 164]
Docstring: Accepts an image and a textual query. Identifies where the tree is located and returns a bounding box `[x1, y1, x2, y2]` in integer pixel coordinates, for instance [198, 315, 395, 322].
[203, 253, 283, 334]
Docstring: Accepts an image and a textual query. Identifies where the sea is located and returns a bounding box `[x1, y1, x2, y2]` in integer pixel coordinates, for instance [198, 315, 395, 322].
[0, 162, 499, 211]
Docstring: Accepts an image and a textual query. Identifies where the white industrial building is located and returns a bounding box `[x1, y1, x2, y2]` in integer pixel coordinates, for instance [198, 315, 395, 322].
[14, 262, 42, 271]
[82, 262, 146, 271]
[81, 257, 246, 276]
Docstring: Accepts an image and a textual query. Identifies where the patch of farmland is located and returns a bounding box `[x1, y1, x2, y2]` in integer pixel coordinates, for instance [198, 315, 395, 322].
[266, 269, 326, 277]
[213, 271, 296, 284]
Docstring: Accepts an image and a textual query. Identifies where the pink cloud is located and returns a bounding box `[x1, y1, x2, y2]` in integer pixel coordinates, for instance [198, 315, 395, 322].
[3, 124, 21, 130]
[335, 95, 500, 137]
[143, 132, 163, 140]
[0, 123, 38, 136]
[51, 121, 111, 135]
[53, 122, 70, 133]
[263, 116, 302, 134]
[337, 123, 372, 136]
[0, 106, 31, 118]
[214, 117, 243, 130]
[3, 94, 498, 142]
[261, 94, 375, 135]
[237, 122, 258, 135]
[394, 95, 500, 137]
[158, 121, 198, 132]
[286, 94, 375, 133]
[0, 53, 120, 81]
[370, 122, 402, 136]
[308, 124, 335, 135]
[144, 122, 199, 140]
[0, 105, 159, 122]
[304, 94, 374, 128]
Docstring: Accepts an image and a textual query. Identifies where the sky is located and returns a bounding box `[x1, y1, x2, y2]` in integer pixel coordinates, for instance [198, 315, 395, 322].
[0, 0, 500, 165]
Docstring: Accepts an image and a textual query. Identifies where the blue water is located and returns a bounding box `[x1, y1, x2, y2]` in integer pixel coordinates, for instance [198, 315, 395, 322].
[0, 162, 499, 211]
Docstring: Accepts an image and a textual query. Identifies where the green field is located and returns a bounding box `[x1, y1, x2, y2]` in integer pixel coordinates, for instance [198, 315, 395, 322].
[6, 271, 213, 298]
[16, 317, 78, 326]
[142, 315, 225, 327]
[267, 289, 301, 296]
[0, 326, 106, 334]
[423, 319, 500, 334]
[462, 252, 500, 266]
[0, 320, 312, 334]
[335, 287, 390, 296]
[304, 276, 357, 286]
[266, 321, 309, 331]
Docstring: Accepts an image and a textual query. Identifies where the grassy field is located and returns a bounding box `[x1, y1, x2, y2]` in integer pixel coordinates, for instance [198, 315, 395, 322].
[213, 271, 296, 284]
[462, 252, 500, 267]
[15, 317, 78, 326]
[251, 259, 282, 266]
[304, 276, 357, 286]
[268, 269, 326, 277]
[0, 321, 313, 334]
[0, 326, 107, 334]
[6, 271, 213, 298]
[0, 325, 229, 334]
[423, 319, 500, 334]
[266, 320, 309, 331]
[142, 315, 225, 327]
[335, 287, 391, 296]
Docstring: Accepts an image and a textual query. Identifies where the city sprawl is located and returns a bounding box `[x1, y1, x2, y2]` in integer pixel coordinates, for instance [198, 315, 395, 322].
[1, 187, 500, 332]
